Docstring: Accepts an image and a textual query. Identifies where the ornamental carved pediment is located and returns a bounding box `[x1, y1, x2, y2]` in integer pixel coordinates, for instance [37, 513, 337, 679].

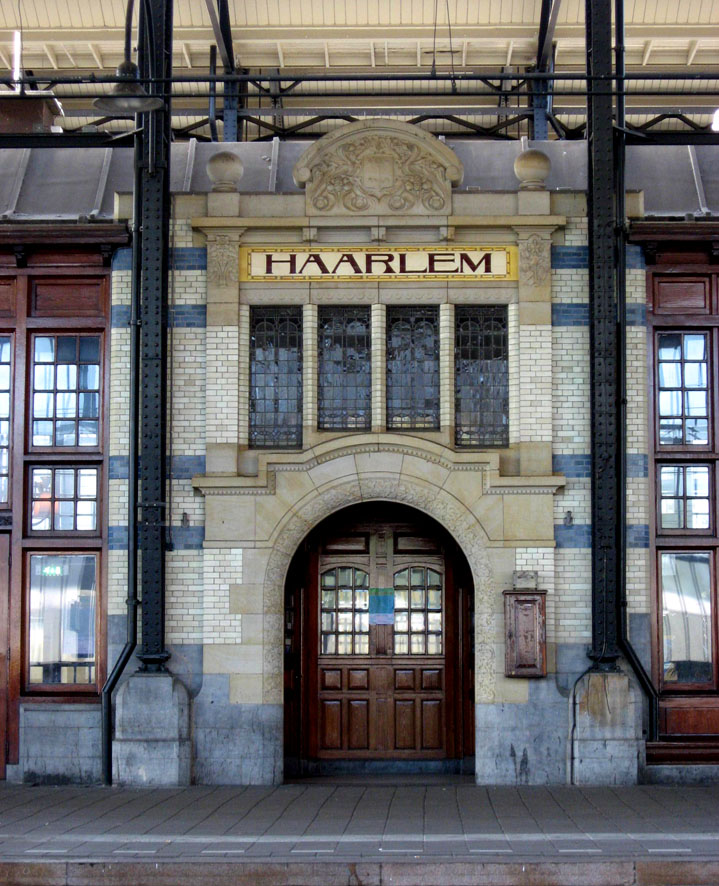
[293, 119, 463, 216]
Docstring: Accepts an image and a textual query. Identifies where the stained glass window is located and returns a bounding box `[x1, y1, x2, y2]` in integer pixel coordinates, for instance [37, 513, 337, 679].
[455, 306, 509, 447]
[250, 307, 303, 448]
[318, 307, 371, 430]
[386, 306, 439, 430]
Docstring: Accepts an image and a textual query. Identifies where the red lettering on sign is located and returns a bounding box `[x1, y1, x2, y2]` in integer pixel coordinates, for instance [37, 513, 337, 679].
[365, 253, 396, 274]
[458, 252, 492, 274]
[331, 253, 363, 275]
[298, 253, 331, 275]
[265, 253, 297, 274]
[428, 252, 458, 273]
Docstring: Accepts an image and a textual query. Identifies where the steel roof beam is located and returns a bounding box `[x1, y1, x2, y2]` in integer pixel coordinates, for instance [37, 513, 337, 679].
[203, 0, 234, 72]
[537, 0, 561, 72]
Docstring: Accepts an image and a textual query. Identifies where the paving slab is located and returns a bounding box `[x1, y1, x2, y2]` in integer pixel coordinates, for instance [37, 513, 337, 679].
[0, 783, 717, 882]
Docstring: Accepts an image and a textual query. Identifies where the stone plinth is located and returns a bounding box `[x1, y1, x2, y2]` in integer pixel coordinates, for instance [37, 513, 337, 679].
[113, 672, 191, 786]
[570, 671, 644, 785]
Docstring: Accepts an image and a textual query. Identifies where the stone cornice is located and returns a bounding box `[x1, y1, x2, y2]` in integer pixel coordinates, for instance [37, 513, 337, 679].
[193, 214, 566, 232]
[192, 438, 565, 498]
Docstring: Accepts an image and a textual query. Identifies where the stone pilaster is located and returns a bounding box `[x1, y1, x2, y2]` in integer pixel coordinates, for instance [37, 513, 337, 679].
[371, 303, 386, 432]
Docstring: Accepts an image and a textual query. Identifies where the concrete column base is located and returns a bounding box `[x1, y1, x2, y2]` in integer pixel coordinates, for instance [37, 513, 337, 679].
[569, 670, 644, 786]
[113, 672, 191, 786]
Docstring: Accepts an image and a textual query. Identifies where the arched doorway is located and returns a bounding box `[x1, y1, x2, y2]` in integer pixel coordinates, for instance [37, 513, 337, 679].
[284, 502, 474, 775]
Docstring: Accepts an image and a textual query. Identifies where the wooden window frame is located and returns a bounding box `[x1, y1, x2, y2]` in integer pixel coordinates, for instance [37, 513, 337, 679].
[27, 330, 105, 455]
[655, 462, 714, 537]
[648, 268, 719, 698]
[657, 547, 717, 693]
[23, 548, 103, 696]
[0, 246, 114, 752]
[26, 463, 103, 538]
[0, 331, 15, 511]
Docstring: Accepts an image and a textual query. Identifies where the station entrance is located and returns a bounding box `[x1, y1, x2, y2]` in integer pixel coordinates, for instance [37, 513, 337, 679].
[284, 503, 474, 774]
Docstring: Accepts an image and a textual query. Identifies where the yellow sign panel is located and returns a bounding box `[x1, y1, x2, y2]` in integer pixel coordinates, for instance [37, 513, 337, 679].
[239, 245, 518, 282]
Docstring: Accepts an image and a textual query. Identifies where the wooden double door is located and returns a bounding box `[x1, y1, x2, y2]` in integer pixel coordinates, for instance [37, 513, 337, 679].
[285, 510, 473, 765]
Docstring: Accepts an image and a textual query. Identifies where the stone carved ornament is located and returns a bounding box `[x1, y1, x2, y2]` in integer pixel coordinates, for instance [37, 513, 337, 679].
[518, 233, 551, 288]
[293, 119, 463, 216]
[207, 233, 240, 287]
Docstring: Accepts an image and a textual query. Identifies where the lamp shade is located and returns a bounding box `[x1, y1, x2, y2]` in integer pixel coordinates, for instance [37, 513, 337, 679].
[93, 59, 164, 114]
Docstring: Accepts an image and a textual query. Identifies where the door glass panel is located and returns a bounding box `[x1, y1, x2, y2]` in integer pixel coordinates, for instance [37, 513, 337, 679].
[320, 567, 370, 655]
[661, 551, 713, 684]
[394, 565, 443, 655]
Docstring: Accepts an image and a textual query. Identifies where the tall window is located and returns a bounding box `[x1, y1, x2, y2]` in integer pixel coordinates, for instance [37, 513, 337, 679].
[318, 306, 371, 431]
[386, 306, 440, 430]
[455, 306, 508, 447]
[0, 259, 111, 698]
[652, 319, 719, 691]
[0, 336, 11, 504]
[249, 307, 303, 448]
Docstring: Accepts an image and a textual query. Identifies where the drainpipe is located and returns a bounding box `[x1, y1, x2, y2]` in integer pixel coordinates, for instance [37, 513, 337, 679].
[100, 138, 143, 786]
[614, 0, 658, 743]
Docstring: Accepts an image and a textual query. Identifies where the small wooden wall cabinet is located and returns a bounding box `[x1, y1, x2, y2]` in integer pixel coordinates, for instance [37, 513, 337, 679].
[503, 590, 547, 678]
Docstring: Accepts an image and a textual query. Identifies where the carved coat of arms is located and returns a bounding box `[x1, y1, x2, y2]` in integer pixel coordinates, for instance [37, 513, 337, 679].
[293, 120, 463, 216]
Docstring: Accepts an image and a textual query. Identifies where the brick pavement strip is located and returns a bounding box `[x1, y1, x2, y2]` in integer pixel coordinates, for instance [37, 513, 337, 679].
[5, 861, 719, 885]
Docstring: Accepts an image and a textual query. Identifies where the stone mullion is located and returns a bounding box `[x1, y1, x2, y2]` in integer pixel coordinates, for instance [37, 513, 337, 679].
[237, 302, 250, 448]
[439, 303, 454, 438]
[371, 303, 386, 432]
[303, 303, 318, 441]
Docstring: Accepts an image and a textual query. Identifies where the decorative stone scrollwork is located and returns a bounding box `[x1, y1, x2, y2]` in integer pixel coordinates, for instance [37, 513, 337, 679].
[261, 469, 495, 709]
[206, 233, 240, 288]
[293, 119, 463, 216]
[518, 233, 551, 288]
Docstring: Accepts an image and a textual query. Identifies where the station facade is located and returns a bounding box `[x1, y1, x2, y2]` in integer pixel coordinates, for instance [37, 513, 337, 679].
[0, 121, 716, 785]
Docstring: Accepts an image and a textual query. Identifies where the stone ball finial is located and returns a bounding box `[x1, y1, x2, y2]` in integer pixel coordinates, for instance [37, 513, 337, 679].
[206, 150, 244, 192]
[513, 148, 551, 191]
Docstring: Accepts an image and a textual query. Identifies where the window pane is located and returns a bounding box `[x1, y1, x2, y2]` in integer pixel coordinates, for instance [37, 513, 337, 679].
[317, 307, 371, 430]
[57, 337, 77, 362]
[249, 308, 302, 448]
[658, 362, 681, 388]
[56, 365, 77, 391]
[684, 335, 706, 360]
[54, 500, 75, 531]
[55, 470, 74, 498]
[28, 554, 96, 686]
[661, 552, 712, 684]
[31, 335, 101, 449]
[685, 363, 707, 388]
[455, 306, 508, 447]
[78, 364, 99, 390]
[34, 393, 53, 418]
[660, 466, 683, 497]
[34, 365, 53, 390]
[79, 337, 100, 363]
[687, 499, 710, 530]
[386, 307, 439, 429]
[34, 337, 54, 362]
[687, 466, 709, 497]
[660, 498, 682, 529]
[78, 420, 99, 446]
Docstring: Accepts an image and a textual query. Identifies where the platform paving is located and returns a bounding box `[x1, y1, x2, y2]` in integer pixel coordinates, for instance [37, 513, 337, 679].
[0, 779, 718, 883]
